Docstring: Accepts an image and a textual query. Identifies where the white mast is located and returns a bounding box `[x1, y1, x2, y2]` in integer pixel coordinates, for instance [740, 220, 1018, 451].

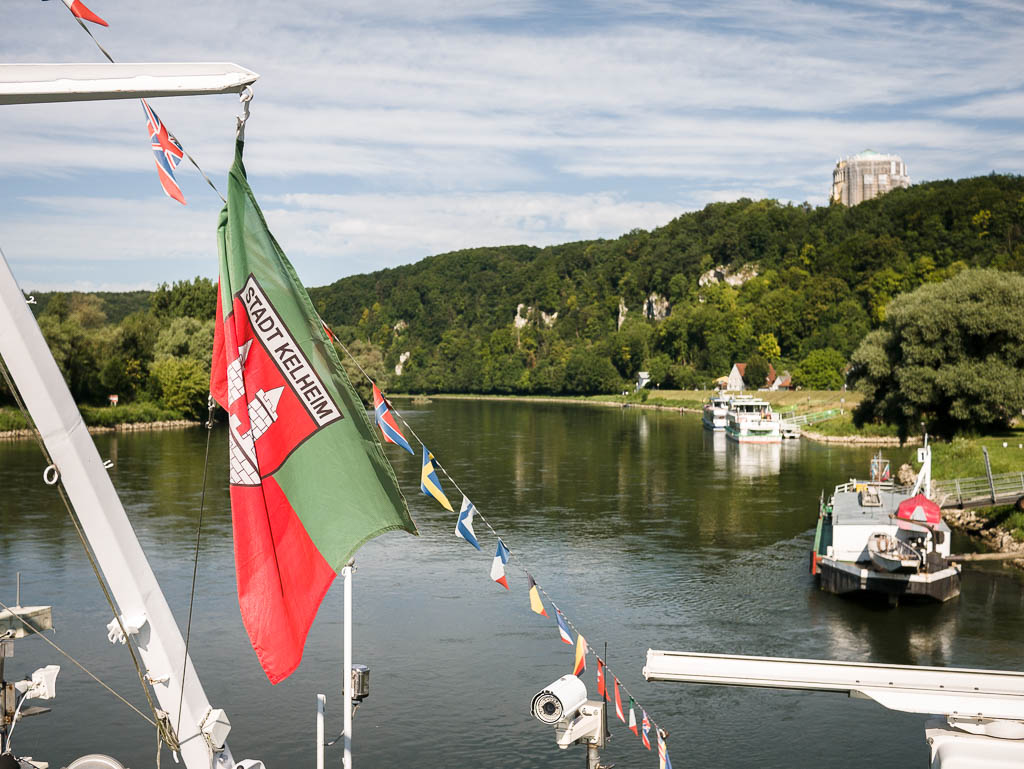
[0, 63, 259, 769]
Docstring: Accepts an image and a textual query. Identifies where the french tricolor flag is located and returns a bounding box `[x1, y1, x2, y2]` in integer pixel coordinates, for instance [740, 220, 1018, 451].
[60, 0, 108, 26]
[556, 610, 573, 645]
[490, 538, 510, 589]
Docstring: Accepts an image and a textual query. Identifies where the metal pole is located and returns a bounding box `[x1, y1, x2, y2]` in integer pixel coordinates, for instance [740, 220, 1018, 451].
[343, 564, 353, 769]
[983, 447, 996, 503]
[317, 694, 326, 769]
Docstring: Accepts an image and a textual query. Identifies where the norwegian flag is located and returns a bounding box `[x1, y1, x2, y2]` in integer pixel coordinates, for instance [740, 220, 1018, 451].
[641, 710, 652, 750]
[57, 0, 108, 26]
[141, 99, 186, 205]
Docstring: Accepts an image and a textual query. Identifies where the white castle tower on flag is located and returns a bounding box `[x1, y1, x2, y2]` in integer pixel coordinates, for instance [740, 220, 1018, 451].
[226, 339, 284, 485]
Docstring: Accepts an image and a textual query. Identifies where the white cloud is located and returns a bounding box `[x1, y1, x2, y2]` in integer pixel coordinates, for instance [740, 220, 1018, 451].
[0, 0, 1022, 290]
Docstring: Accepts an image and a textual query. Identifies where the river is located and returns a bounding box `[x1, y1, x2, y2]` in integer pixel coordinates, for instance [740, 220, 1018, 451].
[2, 399, 1023, 768]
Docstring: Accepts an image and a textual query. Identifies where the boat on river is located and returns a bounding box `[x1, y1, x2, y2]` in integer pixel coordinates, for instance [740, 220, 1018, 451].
[701, 393, 731, 431]
[811, 447, 961, 604]
[724, 395, 781, 444]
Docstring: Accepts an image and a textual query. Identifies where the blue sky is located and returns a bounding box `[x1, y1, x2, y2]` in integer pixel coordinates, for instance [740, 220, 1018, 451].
[1, 0, 1022, 292]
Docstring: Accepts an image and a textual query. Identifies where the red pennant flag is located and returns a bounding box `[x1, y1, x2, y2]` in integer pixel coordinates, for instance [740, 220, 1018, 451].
[596, 658, 606, 698]
[613, 678, 626, 722]
[61, 0, 108, 26]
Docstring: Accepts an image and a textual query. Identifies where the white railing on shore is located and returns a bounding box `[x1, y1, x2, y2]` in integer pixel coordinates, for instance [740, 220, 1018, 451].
[932, 472, 1024, 508]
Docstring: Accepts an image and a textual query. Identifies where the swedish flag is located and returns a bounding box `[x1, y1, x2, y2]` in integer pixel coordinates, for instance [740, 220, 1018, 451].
[420, 445, 453, 511]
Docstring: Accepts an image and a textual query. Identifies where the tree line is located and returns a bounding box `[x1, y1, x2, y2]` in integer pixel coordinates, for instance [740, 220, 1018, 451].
[5, 173, 1023, 436]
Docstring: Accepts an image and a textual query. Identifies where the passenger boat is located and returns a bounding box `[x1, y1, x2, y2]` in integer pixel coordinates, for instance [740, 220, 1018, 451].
[810, 447, 961, 604]
[724, 395, 780, 444]
[701, 393, 731, 431]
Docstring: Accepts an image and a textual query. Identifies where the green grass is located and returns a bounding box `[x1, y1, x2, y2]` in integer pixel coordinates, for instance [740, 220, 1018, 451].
[930, 433, 1024, 479]
[2, 402, 185, 432]
[973, 504, 1024, 542]
[0, 407, 30, 431]
[803, 412, 901, 438]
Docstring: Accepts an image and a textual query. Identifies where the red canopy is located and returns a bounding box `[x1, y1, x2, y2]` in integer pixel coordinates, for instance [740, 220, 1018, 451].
[897, 493, 942, 525]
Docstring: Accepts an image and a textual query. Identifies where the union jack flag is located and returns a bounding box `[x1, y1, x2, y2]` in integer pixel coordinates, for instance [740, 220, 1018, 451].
[142, 99, 185, 205]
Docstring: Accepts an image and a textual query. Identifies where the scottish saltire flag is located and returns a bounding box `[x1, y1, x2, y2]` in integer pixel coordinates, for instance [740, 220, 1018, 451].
[420, 446, 453, 511]
[58, 0, 108, 26]
[556, 610, 573, 644]
[658, 731, 672, 769]
[141, 100, 186, 205]
[210, 140, 417, 684]
[641, 711, 652, 750]
[490, 538, 510, 589]
[372, 383, 414, 455]
[613, 678, 625, 722]
[573, 634, 587, 675]
[527, 573, 548, 616]
[455, 496, 482, 550]
[628, 698, 638, 734]
[596, 658, 606, 698]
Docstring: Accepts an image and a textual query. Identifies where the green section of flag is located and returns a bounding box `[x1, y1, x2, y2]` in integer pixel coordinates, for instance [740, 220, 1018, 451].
[220, 140, 417, 567]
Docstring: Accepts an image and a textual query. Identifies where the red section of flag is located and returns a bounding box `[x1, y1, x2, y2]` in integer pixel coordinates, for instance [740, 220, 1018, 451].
[596, 658, 606, 698]
[614, 678, 625, 722]
[230, 478, 336, 683]
[212, 286, 339, 683]
[64, 0, 108, 26]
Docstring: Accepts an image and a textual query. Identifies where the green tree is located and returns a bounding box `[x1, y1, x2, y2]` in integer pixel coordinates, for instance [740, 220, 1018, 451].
[849, 269, 1024, 438]
[794, 348, 846, 390]
[149, 356, 210, 418]
[150, 277, 217, 320]
[743, 354, 770, 390]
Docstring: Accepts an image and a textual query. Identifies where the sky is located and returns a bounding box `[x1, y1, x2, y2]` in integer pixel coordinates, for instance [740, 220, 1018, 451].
[1, 0, 1022, 292]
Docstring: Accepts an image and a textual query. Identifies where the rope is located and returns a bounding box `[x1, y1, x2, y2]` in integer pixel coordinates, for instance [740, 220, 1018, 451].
[176, 396, 216, 736]
[63, 5, 227, 204]
[328, 331, 668, 737]
[0, 597, 155, 727]
[0, 329, 181, 754]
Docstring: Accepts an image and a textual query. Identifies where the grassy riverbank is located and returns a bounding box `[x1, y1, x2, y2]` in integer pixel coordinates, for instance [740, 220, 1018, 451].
[0, 402, 186, 432]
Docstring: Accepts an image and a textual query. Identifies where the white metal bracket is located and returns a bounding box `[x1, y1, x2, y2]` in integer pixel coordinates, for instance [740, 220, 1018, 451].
[106, 613, 147, 645]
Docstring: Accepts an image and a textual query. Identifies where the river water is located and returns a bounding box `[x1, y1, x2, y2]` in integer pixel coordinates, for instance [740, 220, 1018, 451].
[2, 400, 1022, 768]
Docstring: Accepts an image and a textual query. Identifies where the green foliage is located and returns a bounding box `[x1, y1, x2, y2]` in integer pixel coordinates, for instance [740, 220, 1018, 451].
[794, 348, 846, 390]
[743, 354, 770, 390]
[150, 277, 217, 320]
[850, 269, 1024, 438]
[149, 356, 210, 419]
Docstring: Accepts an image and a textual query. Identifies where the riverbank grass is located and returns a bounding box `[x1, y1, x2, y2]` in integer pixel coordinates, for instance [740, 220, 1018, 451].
[929, 434, 1024, 480]
[1, 402, 185, 431]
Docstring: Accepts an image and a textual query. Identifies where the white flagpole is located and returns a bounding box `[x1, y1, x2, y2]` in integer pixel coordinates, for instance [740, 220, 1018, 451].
[343, 563, 353, 769]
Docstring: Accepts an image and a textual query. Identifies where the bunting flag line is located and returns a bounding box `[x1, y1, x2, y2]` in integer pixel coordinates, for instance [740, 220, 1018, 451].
[658, 730, 672, 769]
[372, 383, 414, 455]
[420, 445, 453, 511]
[556, 610, 573, 645]
[490, 539, 510, 589]
[527, 573, 548, 616]
[455, 496, 482, 551]
[573, 634, 587, 675]
[142, 100, 186, 205]
[59, 0, 108, 26]
[314, 319, 675, 751]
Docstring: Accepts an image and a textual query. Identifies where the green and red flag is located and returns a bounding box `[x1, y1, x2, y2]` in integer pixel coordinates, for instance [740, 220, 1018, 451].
[211, 141, 417, 684]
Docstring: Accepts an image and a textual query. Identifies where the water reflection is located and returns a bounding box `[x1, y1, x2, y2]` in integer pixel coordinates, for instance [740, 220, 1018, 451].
[1, 402, 1022, 769]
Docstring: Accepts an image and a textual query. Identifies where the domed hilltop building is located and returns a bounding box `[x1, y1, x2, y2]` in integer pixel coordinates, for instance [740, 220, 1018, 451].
[830, 150, 910, 206]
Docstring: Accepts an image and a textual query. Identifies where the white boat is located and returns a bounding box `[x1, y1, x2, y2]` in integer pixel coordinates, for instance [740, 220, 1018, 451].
[868, 532, 922, 573]
[810, 446, 961, 604]
[701, 393, 731, 431]
[724, 395, 781, 444]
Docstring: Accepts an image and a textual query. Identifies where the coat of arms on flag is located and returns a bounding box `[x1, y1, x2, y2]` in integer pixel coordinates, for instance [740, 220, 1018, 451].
[210, 140, 417, 684]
